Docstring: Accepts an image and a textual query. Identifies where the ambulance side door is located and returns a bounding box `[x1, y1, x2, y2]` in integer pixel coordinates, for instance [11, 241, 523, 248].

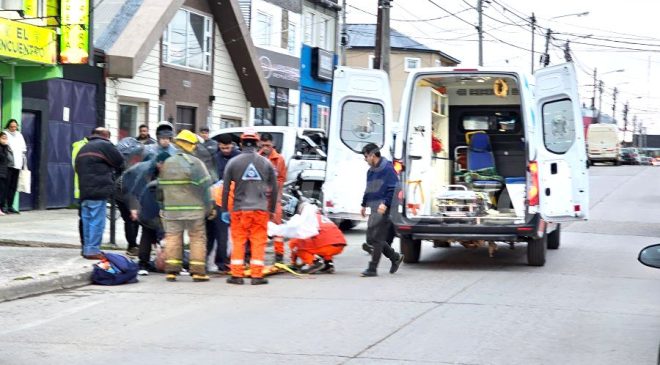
[533, 62, 590, 221]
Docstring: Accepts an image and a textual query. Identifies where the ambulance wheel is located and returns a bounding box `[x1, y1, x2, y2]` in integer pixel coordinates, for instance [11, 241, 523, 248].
[338, 220, 358, 231]
[527, 235, 547, 266]
[400, 237, 421, 263]
[547, 225, 561, 250]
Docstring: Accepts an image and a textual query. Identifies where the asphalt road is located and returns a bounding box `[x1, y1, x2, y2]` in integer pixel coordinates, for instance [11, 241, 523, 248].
[1, 165, 659, 365]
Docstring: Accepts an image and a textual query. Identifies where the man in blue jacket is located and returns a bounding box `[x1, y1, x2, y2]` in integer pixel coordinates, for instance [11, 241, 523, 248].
[360, 143, 404, 277]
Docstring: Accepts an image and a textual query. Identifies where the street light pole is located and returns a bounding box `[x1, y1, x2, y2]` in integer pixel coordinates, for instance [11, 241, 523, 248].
[591, 68, 597, 110]
[477, 0, 484, 66]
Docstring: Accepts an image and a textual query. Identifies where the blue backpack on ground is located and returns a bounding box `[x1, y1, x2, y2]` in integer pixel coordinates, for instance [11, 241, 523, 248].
[92, 252, 139, 285]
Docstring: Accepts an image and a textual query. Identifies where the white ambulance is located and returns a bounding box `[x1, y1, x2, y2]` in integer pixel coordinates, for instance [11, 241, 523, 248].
[324, 64, 589, 266]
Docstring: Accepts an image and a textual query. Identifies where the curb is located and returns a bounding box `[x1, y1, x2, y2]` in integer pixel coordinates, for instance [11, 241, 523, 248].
[0, 239, 79, 249]
[0, 267, 92, 303]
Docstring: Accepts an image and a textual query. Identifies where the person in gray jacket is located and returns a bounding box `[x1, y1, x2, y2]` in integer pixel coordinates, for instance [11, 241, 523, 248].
[222, 129, 277, 285]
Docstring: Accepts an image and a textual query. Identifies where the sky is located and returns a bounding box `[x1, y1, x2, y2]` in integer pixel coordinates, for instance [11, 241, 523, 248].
[345, 0, 660, 135]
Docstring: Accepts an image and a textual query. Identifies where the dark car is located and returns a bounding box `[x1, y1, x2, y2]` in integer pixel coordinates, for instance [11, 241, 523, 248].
[620, 147, 642, 165]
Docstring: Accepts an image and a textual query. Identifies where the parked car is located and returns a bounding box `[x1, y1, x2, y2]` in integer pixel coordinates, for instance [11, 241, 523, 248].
[620, 147, 642, 165]
[640, 156, 652, 165]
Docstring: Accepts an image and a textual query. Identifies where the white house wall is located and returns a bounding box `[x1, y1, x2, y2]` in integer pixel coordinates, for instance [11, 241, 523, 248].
[105, 43, 160, 142]
[212, 25, 249, 130]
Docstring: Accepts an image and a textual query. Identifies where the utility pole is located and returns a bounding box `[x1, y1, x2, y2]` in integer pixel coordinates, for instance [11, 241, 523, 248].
[612, 87, 618, 122]
[530, 12, 536, 73]
[591, 68, 597, 110]
[477, 0, 484, 66]
[632, 115, 638, 147]
[374, 0, 391, 73]
[622, 101, 630, 146]
[597, 80, 604, 122]
[340, 0, 347, 65]
[563, 41, 572, 62]
[540, 29, 552, 67]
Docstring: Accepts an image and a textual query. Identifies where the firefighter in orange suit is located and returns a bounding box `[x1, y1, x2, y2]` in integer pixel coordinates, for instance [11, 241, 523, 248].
[222, 130, 278, 285]
[289, 209, 347, 274]
[258, 132, 287, 263]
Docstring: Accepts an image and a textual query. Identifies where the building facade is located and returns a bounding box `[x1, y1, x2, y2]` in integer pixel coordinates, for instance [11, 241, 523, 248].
[344, 24, 460, 121]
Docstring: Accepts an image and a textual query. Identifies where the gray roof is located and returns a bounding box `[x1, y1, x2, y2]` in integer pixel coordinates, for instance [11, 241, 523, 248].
[345, 24, 460, 64]
[93, 0, 143, 52]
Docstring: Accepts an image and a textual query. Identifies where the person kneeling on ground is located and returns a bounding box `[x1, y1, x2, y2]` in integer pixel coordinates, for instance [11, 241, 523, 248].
[288, 210, 346, 274]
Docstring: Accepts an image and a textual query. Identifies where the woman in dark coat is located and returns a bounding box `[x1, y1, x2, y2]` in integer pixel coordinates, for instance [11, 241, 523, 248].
[0, 132, 14, 216]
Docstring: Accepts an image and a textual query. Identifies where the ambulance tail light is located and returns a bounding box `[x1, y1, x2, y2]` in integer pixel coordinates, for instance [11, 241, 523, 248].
[528, 161, 539, 206]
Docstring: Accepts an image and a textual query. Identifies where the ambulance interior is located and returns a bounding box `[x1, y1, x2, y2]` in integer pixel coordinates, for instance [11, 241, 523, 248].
[404, 73, 527, 224]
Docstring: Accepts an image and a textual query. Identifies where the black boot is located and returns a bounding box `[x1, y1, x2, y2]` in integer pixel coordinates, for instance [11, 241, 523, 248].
[390, 253, 404, 274]
[361, 262, 377, 277]
[226, 276, 244, 285]
[251, 277, 269, 285]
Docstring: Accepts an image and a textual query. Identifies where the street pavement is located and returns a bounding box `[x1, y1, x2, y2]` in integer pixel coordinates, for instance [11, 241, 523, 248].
[0, 165, 659, 364]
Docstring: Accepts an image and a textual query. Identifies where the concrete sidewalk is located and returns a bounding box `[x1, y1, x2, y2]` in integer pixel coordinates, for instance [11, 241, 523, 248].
[0, 208, 130, 302]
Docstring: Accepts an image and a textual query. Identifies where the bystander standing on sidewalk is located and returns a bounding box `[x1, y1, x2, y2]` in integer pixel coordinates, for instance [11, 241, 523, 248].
[72, 131, 91, 253]
[75, 127, 124, 260]
[0, 132, 13, 216]
[359, 143, 403, 277]
[136, 124, 156, 145]
[2, 119, 26, 214]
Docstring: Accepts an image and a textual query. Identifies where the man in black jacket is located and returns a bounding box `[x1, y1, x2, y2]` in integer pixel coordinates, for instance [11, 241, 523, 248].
[75, 128, 124, 259]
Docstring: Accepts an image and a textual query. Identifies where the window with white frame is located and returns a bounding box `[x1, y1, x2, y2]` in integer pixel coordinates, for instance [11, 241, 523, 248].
[304, 12, 315, 44]
[119, 103, 139, 139]
[287, 22, 297, 53]
[368, 55, 375, 69]
[318, 18, 328, 49]
[162, 9, 212, 72]
[220, 117, 241, 129]
[158, 103, 165, 121]
[255, 11, 272, 47]
[404, 57, 421, 71]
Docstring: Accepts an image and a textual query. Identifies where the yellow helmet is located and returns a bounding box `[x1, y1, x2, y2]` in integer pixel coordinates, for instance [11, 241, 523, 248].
[175, 129, 198, 144]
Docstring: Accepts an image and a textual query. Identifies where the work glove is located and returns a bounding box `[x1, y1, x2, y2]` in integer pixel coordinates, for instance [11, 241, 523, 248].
[221, 212, 231, 224]
[207, 209, 217, 221]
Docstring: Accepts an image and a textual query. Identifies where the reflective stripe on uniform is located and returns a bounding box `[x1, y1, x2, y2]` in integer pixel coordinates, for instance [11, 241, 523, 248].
[250, 259, 265, 266]
[189, 260, 205, 266]
[159, 180, 194, 185]
[163, 206, 205, 210]
[231, 259, 244, 265]
[165, 259, 182, 264]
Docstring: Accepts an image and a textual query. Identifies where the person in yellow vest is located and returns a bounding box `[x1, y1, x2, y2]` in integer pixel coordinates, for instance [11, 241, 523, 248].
[71, 131, 91, 254]
[158, 130, 215, 282]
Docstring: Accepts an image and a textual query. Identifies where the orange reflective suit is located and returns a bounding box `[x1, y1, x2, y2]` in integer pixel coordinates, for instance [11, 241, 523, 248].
[289, 214, 347, 265]
[261, 149, 287, 256]
[222, 148, 278, 278]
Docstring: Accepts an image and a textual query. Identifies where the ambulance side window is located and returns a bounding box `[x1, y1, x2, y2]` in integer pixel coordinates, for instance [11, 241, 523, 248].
[340, 101, 385, 153]
[542, 98, 575, 154]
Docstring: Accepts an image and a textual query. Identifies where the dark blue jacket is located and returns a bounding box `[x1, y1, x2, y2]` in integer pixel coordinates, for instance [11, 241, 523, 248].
[361, 157, 399, 209]
[215, 146, 240, 180]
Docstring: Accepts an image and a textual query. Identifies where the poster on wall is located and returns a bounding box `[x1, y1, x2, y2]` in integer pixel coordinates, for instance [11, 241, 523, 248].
[60, 0, 90, 64]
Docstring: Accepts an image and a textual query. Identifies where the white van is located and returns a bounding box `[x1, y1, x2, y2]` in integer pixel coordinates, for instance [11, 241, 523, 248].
[323, 67, 394, 230]
[385, 63, 590, 266]
[586, 123, 620, 165]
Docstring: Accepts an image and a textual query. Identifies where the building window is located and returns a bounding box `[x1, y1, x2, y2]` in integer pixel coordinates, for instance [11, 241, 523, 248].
[220, 117, 241, 129]
[287, 22, 297, 53]
[176, 106, 196, 132]
[318, 105, 330, 131]
[162, 9, 212, 72]
[368, 55, 375, 69]
[318, 18, 328, 49]
[304, 12, 315, 44]
[255, 11, 272, 47]
[119, 103, 138, 139]
[404, 57, 421, 71]
[158, 103, 165, 121]
[254, 87, 289, 126]
[340, 101, 385, 153]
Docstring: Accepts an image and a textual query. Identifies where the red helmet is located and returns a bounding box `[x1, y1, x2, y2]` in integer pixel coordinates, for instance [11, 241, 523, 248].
[240, 128, 260, 141]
